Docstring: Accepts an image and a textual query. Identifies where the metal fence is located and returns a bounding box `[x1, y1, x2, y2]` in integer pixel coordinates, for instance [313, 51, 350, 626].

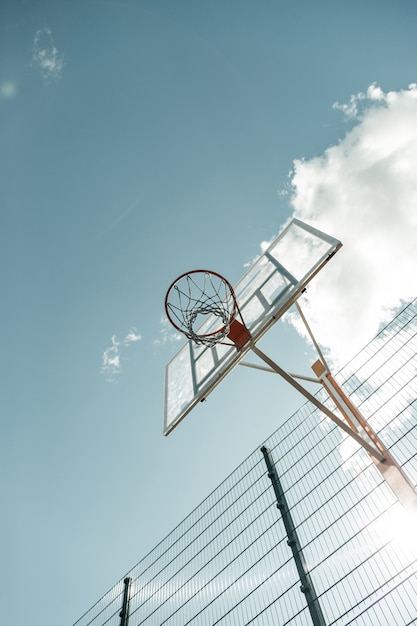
[74, 299, 417, 626]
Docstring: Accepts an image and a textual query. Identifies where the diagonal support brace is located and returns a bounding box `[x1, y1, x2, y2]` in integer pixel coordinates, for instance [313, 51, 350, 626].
[312, 359, 417, 513]
[250, 344, 385, 462]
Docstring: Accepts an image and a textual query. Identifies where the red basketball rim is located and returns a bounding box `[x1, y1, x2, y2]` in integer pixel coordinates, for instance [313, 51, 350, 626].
[164, 269, 238, 338]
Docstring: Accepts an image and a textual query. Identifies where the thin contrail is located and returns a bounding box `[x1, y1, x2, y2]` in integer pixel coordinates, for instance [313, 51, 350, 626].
[92, 194, 145, 241]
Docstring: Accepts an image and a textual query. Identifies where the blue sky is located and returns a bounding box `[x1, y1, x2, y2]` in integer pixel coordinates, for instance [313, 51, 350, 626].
[2, 1, 417, 624]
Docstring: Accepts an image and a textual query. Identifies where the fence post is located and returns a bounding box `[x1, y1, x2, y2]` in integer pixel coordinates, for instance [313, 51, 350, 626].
[119, 577, 131, 626]
[261, 446, 327, 626]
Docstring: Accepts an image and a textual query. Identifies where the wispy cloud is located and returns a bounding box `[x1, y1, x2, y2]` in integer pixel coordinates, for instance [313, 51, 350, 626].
[332, 82, 385, 119]
[285, 83, 417, 366]
[101, 328, 142, 382]
[243, 240, 272, 268]
[101, 336, 121, 382]
[124, 328, 142, 345]
[31, 27, 64, 83]
[154, 316, 182, 345]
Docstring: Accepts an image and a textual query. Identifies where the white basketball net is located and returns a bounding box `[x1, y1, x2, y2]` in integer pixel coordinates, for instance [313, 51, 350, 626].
[165, 271, 236, 347]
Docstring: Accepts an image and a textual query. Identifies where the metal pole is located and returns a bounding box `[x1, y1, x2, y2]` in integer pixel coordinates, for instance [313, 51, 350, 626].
[251, 344, 385, 462]
[119, 577, 131, 626]
[311, 359, 417, 512]
[261, 446, 327, 626]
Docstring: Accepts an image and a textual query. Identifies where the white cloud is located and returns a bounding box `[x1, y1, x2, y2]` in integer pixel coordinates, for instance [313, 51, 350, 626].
[332, 82, 386, 118]
[101, 328, 142, 382]
[243, 240, 273, 269]
[101, 336, 121, 382]
[286, 83, 417, 367]
[124, 327, 142, 346]
[32, 27, 64, 83]
[154, 316, 182, 345]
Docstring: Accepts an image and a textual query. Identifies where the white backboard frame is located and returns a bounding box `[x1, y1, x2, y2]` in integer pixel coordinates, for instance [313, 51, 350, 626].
[164, 219, 342, 435]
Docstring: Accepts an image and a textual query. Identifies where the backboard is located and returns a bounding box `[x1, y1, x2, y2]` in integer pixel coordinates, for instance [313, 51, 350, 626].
[164, 218, 342, 435]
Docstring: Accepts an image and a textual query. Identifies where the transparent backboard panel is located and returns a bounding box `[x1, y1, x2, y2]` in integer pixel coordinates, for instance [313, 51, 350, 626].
[164, 219, 342, 435]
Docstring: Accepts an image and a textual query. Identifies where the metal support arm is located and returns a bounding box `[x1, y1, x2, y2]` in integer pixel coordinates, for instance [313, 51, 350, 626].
[250, 344, 385, 462]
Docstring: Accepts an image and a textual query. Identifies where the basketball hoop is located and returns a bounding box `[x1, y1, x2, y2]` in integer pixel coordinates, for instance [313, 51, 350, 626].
[165, 270, 251, 348]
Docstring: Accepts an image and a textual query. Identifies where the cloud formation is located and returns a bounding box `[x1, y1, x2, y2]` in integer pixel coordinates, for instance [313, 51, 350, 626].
[286, 83, 417, 367]
[32, 28, 64, 83]
[101, 336, 121, 382]
[154, 316, 182, 346]
[124, 329, 142, 345]
[101, 328, 141, 382]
